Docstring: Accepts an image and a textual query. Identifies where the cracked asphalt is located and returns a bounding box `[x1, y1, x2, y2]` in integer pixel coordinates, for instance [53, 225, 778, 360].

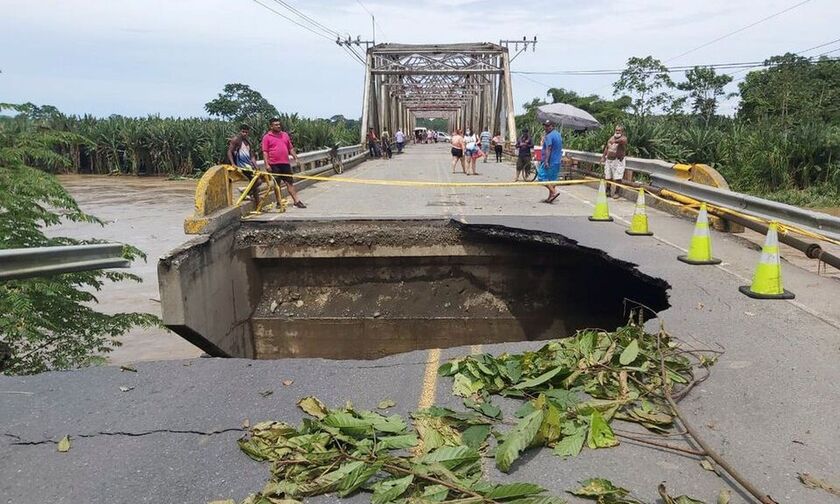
[5, 145, 840, 503]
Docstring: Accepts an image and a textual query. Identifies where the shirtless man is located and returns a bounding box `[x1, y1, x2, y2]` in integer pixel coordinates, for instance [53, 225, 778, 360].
[450, 129, 466, 174]
[601, 125, 628, 199]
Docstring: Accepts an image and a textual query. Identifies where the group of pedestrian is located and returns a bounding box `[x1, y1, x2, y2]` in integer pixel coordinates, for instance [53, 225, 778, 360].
[416, 129, 439, 144]
[367, 128, 407, 159]
[449, 128, 479, 175]
[226, 118, 306, 209]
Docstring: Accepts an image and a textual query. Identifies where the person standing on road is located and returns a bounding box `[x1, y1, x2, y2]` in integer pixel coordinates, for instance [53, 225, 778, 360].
[227, 124, 262, 206]
[366, 128, 380, 158]
[601, 125, 628, 199]
[381, 130, 393, 160]
[262, 118, 306, 208]
[479, 127, 491, 164]
[463, 128, 479, 175]
[538, 120, 562, 203]
[492, 131, 503, 162]
[450, 128, 466, 174]
[394, 129, 405, 153]
[514, 128, 533, 181]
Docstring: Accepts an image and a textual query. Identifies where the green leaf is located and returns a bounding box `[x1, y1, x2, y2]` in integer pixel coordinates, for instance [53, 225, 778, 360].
[378, 399, 396, 409]
[413, 415, 461, 452]
[461, 424, 491, 450]
[553, 425, 586, 458]
[376, 434, 418, 450]
[370, 475, 414, 504]
[483, 482, 545, 499]
[336, 461, 382, 496]
[438, 361, 459, 376]
[717, 489, 731, 504]
[452, 373, 483, 397]
[586, 411, 619, 449]
[57, 435, 71, 453]
[420, 445, 480, 470]
[543, 389, 581, 409]
[496, 409, 544, 472]
[506, 497, 568, 504]
[619, 339, 640, 365]
[571, 478, 629, 497]
[512, 366, 567, 390]
[297, 396, 329, 419]
[420, 484, 449, 502]
[322, 411, 374, 435]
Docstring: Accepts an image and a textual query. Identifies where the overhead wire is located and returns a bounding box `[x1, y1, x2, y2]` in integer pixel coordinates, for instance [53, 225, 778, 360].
[664, 0, 814, 62]
[248, 0, 365, 66]
[355, 0, 388, 41]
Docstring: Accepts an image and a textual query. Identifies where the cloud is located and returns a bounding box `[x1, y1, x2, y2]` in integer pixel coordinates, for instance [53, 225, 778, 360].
[1, 0, 836, 118]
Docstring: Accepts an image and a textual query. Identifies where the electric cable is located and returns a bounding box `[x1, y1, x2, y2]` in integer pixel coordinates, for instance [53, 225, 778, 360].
[664, 0, 814, 62]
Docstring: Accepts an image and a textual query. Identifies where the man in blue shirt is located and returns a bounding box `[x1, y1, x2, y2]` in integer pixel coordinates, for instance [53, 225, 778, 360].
[539, 120, 563, 203]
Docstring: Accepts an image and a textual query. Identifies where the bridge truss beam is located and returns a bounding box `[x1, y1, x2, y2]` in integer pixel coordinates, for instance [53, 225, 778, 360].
[360, 43, 517, 144]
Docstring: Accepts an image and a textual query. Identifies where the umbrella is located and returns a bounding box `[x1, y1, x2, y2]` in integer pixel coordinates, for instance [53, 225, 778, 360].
[536, 103, 601, 131]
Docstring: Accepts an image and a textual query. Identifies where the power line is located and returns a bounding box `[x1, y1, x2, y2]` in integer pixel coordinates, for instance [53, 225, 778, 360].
[248, 0, 364, 66]
[269, 0, 340, 38]
[355, 0, 388, 42]
[665, 0, 813, 62]
[797, 37, 840, 54]
[249, 0, 334, 41]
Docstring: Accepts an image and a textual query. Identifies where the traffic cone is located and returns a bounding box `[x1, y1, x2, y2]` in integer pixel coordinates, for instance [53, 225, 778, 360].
[739, 222, 795, 299]
[677, 203, 721, 265]
[588, 180, 614, 222]
[626, 188, 653, 236]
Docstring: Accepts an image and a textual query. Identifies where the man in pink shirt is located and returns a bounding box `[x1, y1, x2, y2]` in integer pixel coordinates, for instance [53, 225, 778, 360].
[261, 118, 306, 208]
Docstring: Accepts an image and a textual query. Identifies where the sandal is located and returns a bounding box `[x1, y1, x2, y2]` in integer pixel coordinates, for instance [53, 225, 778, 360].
[547, 192, 560, 204]
[294, 201, 307, 208]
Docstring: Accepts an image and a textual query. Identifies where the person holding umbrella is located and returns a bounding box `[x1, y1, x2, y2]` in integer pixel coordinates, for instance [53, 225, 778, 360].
[538, 120, 563, 203]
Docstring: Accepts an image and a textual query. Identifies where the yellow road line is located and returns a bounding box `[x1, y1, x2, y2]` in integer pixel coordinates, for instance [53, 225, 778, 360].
[417, 348, 441, 410]
[470, 344, 482, 354]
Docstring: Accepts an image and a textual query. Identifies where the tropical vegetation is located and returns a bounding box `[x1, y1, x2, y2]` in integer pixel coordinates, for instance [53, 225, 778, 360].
[0, 84, 359, 177]
[0, 103, 158, 375]
[516, 53, 840, 206]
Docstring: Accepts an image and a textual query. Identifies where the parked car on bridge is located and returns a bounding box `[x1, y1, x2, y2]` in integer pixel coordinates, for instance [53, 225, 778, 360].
[436, 131, 451, 142]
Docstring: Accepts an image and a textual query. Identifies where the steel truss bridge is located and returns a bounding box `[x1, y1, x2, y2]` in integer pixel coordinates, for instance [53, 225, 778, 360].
[360, 43, 517, 143]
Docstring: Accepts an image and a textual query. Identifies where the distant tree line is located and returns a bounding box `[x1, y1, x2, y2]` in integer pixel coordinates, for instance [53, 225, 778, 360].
[0, 84, 360, 177]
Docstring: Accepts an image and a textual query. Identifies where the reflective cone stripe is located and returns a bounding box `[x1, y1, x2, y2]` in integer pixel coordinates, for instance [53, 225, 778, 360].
[740, 223, 795, 299]
[686, 204, 713, 261]
[626, 188, 653, 236]
[677, 203, 721, 265]
[589, 180, 613, 222]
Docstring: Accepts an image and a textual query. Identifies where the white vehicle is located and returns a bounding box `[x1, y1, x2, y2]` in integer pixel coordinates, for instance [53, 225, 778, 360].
[436, 131, 451, 142]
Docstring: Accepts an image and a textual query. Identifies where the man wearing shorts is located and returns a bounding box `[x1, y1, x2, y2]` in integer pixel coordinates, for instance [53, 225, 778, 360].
[479, 127, 491, 163]
[450, 129, 466, 174]
[539, 120, 562, 203]
[227, 124, 261, 207]
[262, 118, 306, 208]
[601, 125, 628, 199]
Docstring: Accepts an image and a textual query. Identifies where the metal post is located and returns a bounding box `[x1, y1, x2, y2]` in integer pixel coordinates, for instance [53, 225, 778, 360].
[500, 49, 517, 144]
[360, 51, 373, 144]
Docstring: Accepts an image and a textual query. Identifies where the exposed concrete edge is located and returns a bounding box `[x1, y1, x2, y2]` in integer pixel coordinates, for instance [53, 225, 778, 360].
[450, 217, 672, 307]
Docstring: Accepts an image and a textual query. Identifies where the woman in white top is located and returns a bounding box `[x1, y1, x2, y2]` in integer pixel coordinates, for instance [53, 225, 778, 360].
[463, 129, 479, 175]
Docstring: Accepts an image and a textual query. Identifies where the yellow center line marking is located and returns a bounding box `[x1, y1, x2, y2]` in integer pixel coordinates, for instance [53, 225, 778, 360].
[417, 348, 441, 410]
[470, 344, 482, 354]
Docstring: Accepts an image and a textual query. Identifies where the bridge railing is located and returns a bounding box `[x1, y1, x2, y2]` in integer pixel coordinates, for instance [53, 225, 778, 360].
[185, 144, 366, 234]
[563, 149, 840, 241]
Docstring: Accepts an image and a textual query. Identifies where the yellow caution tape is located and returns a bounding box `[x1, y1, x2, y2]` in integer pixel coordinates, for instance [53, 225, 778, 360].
[226, 165, 840, 246]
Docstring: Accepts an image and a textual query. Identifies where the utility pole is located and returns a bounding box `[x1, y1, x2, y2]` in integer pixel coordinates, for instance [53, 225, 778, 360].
[499, 36, 538, 62]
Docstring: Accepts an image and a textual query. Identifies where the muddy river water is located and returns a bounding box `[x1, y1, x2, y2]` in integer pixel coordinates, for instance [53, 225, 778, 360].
[55, 175, 204, 364]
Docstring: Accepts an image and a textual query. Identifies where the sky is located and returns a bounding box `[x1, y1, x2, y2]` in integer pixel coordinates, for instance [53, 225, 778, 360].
[1, 0, 838, 119]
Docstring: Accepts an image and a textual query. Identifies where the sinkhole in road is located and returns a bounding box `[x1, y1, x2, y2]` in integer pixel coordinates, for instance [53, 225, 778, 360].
[239, 219, 670, 360]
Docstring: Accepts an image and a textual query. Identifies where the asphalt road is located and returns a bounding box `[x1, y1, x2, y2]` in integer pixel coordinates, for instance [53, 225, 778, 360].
[4, 145, 839, 504]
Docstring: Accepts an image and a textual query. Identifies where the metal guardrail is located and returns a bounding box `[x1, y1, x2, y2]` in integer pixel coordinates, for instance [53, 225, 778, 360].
[255, 144, 365, 173]
[0, 244, 130, 281]
[564, 150, 840, 241]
